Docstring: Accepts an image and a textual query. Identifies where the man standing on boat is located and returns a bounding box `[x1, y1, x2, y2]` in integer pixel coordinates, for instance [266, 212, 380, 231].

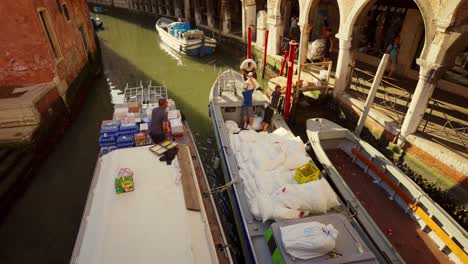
[241, 73, 257, 129]
[240, 59, 257, 80]
[262, 85, 285, 131]
[150, 98, 170, 144]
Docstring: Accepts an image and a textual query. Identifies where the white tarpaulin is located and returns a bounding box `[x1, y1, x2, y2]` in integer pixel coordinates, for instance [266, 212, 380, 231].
[72, 146, 213, 264]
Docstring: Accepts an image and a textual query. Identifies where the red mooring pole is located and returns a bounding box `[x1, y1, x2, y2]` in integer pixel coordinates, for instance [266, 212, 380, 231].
[279, 50, 289, 76]
[262, 30, 269, 78]
[247, 26, 252, 59]
[284, 40, 297, 121]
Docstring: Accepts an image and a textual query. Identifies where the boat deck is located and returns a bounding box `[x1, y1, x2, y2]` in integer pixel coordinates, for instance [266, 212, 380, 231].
[72, 122, 231, 263]
[326, 148, 450, 264]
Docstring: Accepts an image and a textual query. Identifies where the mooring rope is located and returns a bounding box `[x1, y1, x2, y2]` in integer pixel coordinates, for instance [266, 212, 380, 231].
[203, 179, 237, 198]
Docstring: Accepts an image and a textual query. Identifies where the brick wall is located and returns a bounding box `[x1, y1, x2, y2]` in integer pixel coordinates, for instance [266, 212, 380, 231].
[0, 0, 96, 88]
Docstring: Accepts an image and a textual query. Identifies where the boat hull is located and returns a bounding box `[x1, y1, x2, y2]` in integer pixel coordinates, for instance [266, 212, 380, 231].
[156, 19, 216, 57]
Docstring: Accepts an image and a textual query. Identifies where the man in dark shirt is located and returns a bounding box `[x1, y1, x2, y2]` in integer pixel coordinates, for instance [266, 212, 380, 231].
[149, 98, 170, 144]
[262, 85, 285, 131]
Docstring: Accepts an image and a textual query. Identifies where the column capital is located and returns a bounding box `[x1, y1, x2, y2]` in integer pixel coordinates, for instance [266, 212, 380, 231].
[416, 59, 445, 81]
[298, 23, 312, 33]
[334, 33, 351, 41]
[267, 14, 283, 25]
[242, 0, 256, 7]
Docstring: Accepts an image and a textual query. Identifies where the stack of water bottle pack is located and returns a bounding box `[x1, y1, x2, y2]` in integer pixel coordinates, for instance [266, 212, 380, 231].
[117, 123, 139, 149]
[99, 120, 120, 156]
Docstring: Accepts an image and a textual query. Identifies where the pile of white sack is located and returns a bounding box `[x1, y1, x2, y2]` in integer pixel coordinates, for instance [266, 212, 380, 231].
[227, 121, 340, 222]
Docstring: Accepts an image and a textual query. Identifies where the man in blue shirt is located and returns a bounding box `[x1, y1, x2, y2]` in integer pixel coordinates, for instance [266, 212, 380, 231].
[149, 98, 170, 144]
[241, 76, 255, 129]
[386, 35, 400, 78]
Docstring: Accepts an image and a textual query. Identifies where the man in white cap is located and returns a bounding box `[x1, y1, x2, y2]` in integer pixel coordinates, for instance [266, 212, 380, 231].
[240, 58, 257, 80]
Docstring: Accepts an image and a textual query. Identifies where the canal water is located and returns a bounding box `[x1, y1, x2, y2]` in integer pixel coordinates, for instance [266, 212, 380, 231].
[0, 11, 251, 264]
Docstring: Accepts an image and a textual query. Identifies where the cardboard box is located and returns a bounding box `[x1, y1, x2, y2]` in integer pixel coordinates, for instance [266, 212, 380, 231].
[167, 110, 181, 120]
[128, 102, 141, 113]
[170, 118, 184, 135]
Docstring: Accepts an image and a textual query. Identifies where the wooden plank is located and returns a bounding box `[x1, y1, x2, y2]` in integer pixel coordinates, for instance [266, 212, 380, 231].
[177, 145, 200, 211]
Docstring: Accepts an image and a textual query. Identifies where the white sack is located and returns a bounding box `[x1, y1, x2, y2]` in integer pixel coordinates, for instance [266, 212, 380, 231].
[276, 179, 340, 215]
[281, 136, 310, 170]
[225, 120, 240, 134]
[257, 194, 301, 222]
[252, 115, 263, 130]
[238, 130, 258, 143]
[281, 222, 338, 259]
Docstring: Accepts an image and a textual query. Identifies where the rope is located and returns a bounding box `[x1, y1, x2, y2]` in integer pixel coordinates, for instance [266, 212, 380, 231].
[203, 179, 237, 198]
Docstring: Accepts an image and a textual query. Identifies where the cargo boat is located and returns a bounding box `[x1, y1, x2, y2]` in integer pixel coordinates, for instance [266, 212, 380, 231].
[71, 84, 233, 264]
[156, 17, 216, 56]
[208, 70, 404, 263]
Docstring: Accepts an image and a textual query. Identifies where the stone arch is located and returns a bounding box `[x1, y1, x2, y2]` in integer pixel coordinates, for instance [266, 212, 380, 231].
[441, 32, 468, 67]
[450, 0, 468, 29]
[343, 0, 434, 60]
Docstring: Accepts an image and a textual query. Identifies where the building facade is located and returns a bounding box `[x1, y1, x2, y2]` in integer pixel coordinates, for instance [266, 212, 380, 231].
[0, 0, 98, 142]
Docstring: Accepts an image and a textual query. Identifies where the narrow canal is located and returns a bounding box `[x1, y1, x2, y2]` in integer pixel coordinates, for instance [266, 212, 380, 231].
[0, 11, 249, 264]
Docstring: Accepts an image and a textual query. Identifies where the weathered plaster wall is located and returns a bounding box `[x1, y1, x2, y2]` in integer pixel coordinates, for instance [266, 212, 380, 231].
[0, 0, 96, 88]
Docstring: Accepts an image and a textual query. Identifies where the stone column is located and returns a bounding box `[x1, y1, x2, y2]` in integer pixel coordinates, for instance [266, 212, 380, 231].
[184, 0, 191, 21]
[256, 10, 267, 46]
[174, 0, 183, 18]
[221, 0, 231, 34]
[193, 0, 202, 25]
[206, 0, 215, 28]
[398, 9, 424, 75]
[283, 0, 292, 36]
[154, 0, 159, 14]
[165, 0, 171, 16]
[297, 23, 312, 65]
[266, 11, 284, 55]
[333, 36, 352, 97]
[158, 0, 165, 15]
[399, 61, 443, 141]
[242, 0, 256, 40]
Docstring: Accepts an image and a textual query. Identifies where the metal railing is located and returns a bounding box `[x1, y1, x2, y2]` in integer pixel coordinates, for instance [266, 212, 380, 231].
[347, 65, 412, 125]
[347, 65, 468, 151]
[420, 99, 468, 151]
[124, 81, 168, 105]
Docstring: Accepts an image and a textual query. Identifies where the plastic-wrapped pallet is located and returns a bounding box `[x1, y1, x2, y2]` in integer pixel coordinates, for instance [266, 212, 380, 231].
[101, 120, 121, 129]
[100, 121, 119, 137]
[117, 135, 135, 149]
[170, 118, 184, 135]
[119, 123, 139, 136]
[99, 134, 116, 147]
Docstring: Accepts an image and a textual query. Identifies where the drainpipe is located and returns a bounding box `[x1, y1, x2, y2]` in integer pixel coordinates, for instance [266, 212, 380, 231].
[279, 50, 289, 76]
[247, 25, 252, 59]
[284, 40, 297, 121]
[262, 30, 269, 78]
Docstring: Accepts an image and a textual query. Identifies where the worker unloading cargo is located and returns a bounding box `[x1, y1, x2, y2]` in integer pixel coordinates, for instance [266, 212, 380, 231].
[149, 98, 171, 144]
[262, 85, 286, 131]
[241, 73, 259, 129]
[240, 58, 257, 80]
